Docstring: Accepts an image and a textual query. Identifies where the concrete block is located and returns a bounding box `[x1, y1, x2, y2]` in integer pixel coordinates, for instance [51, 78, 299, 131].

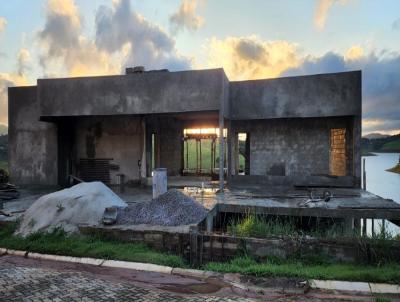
[7, 249, 27, 257]
[101, 260, 172, 274]
[309, 280, 370, 292]
[369, 283, 400, 294]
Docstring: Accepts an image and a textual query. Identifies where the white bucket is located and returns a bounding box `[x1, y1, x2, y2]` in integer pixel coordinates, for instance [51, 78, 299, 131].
[152, 168, 167, 198]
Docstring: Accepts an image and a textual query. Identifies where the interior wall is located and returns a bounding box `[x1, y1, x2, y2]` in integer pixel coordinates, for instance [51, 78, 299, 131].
[231, 117, 355, 179]
[74, 116, 143, 184]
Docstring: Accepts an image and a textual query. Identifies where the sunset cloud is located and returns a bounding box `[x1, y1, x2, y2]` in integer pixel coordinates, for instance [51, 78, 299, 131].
[0, 17, 6, 35]
[314, 0, 348, 29]
[206, 36, 299, 80]
[170, 0, 204, 34]
[345, 45, 364, 60]
[38, 0, 119, 77]
[17, 48, 31, 76]
[0, 72, 28, 125]
[96, 0, 190, 71]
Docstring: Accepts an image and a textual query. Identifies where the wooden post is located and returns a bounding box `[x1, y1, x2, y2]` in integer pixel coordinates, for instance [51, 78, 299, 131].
[362, 158, 366, 190]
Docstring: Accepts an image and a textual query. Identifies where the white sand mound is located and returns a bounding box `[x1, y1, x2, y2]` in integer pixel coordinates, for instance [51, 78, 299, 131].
[16, 182, 127, 236]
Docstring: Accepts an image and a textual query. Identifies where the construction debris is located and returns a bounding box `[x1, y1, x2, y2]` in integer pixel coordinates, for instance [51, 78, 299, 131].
[117, 189, 208, 226]
[16, 182, 127, 237]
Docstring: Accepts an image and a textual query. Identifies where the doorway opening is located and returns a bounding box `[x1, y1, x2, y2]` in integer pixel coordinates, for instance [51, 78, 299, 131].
[237, 132, 250, 175]
[183, 128, 227, 177]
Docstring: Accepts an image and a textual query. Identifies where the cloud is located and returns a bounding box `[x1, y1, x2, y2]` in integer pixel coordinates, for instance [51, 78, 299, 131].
[0, 72, 28, 125]
[17, 48, 31, 76]
[169, 0, 204, 34]
[314, 0, 348, 29]
[393, 18, 400, 30]
[283, 51, 400, 135]
[95, 0, 190, 71]
[206, 35, 299, 80]
[345, 45, 364, 60]
[38, 0, 121, 77]
[0, 17, 6, 34]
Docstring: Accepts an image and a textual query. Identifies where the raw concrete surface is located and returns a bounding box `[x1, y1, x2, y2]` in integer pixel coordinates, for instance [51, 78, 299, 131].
[38, 69, 227, 117]
[229, 71, 361, 120]
[8, 86, 58, 185]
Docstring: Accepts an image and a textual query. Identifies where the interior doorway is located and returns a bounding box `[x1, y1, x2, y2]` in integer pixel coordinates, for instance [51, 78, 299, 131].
[183, 128, 227, 177]
[237, 132, 250, 175]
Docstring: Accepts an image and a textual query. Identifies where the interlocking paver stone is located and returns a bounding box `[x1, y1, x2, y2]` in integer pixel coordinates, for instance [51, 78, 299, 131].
[0, 265, 254, 302]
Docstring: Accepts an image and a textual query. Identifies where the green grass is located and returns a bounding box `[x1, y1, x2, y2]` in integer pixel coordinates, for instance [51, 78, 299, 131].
[381, 140, 400, 151]
[375, 296, 392, 302]
[183, 139, 245, 172]
[2, 223, 399, 284]
[228, 214, 296, 238]
[0, 223, 187, 268]
[0, 160, 7, 171]
[204, 256, 400, 284]
[227, 213, 351, 239]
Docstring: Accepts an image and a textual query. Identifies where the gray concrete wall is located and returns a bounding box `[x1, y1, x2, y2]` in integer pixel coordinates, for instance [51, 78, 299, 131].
[38, 69, 226, 117]
[229, 71, 361, 120]
[231, 117, 358, 186]
[74, 116, 144, 184]
[8, 86, 58, 185]
[146, 117, 183, 177]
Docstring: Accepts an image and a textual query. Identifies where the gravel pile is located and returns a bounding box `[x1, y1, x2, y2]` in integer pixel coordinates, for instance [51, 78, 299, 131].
[117, 189, 208, 226]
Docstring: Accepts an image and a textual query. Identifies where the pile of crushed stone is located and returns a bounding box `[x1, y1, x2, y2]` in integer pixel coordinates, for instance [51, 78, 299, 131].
[16, 182, 127, 236]
[117, 189, 208, 226]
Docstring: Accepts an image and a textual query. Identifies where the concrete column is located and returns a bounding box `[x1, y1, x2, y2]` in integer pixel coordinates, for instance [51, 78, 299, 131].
[219, 114, 224, 191]
[226, 120, 232, 184]
[353, 116, 362, 187]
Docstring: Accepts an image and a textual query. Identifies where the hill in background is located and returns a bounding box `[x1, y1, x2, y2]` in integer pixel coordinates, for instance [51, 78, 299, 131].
[362, 133, 400, 154]
[0, 134, 7, 170]
[0, 124, 8, 135]
[363, 133, 390, 140]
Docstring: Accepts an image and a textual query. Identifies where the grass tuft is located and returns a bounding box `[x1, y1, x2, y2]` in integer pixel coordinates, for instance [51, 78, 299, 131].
[0, 223, 187, 268]
[204, 256, 400, 284]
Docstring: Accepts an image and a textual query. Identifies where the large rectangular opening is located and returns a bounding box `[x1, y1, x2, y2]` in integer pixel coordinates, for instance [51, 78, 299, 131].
[237, 132, 250, 175]
[183, 128, 227, 176]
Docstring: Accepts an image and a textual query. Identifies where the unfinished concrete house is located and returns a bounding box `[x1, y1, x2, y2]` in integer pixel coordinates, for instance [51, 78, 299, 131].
[8, 68, 361, 189]
[8, 67, 400, 248]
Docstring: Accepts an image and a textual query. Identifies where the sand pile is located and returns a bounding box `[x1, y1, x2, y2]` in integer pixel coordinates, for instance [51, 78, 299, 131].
[16, 182, 127, 236]
[117, 189, 208, 226]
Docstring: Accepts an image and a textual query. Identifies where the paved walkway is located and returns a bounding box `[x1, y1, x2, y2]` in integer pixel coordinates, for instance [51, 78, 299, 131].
[0, 255, 386, 302]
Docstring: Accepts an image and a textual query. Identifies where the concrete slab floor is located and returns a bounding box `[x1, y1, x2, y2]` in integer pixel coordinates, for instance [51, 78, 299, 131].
[2, 182, 400, 220]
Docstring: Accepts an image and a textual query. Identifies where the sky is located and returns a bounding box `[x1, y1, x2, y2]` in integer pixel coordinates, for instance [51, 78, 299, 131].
[0, 0, 399, 135]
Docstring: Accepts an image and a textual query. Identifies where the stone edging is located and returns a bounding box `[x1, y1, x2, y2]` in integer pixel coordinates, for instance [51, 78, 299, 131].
[1, 248, 399, 294]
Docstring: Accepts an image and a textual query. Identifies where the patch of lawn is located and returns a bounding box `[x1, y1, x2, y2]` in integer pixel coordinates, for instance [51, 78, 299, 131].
[204, 256, 400, 284]
[0, 223, 187, 268]
[0, 160, 7, 171]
